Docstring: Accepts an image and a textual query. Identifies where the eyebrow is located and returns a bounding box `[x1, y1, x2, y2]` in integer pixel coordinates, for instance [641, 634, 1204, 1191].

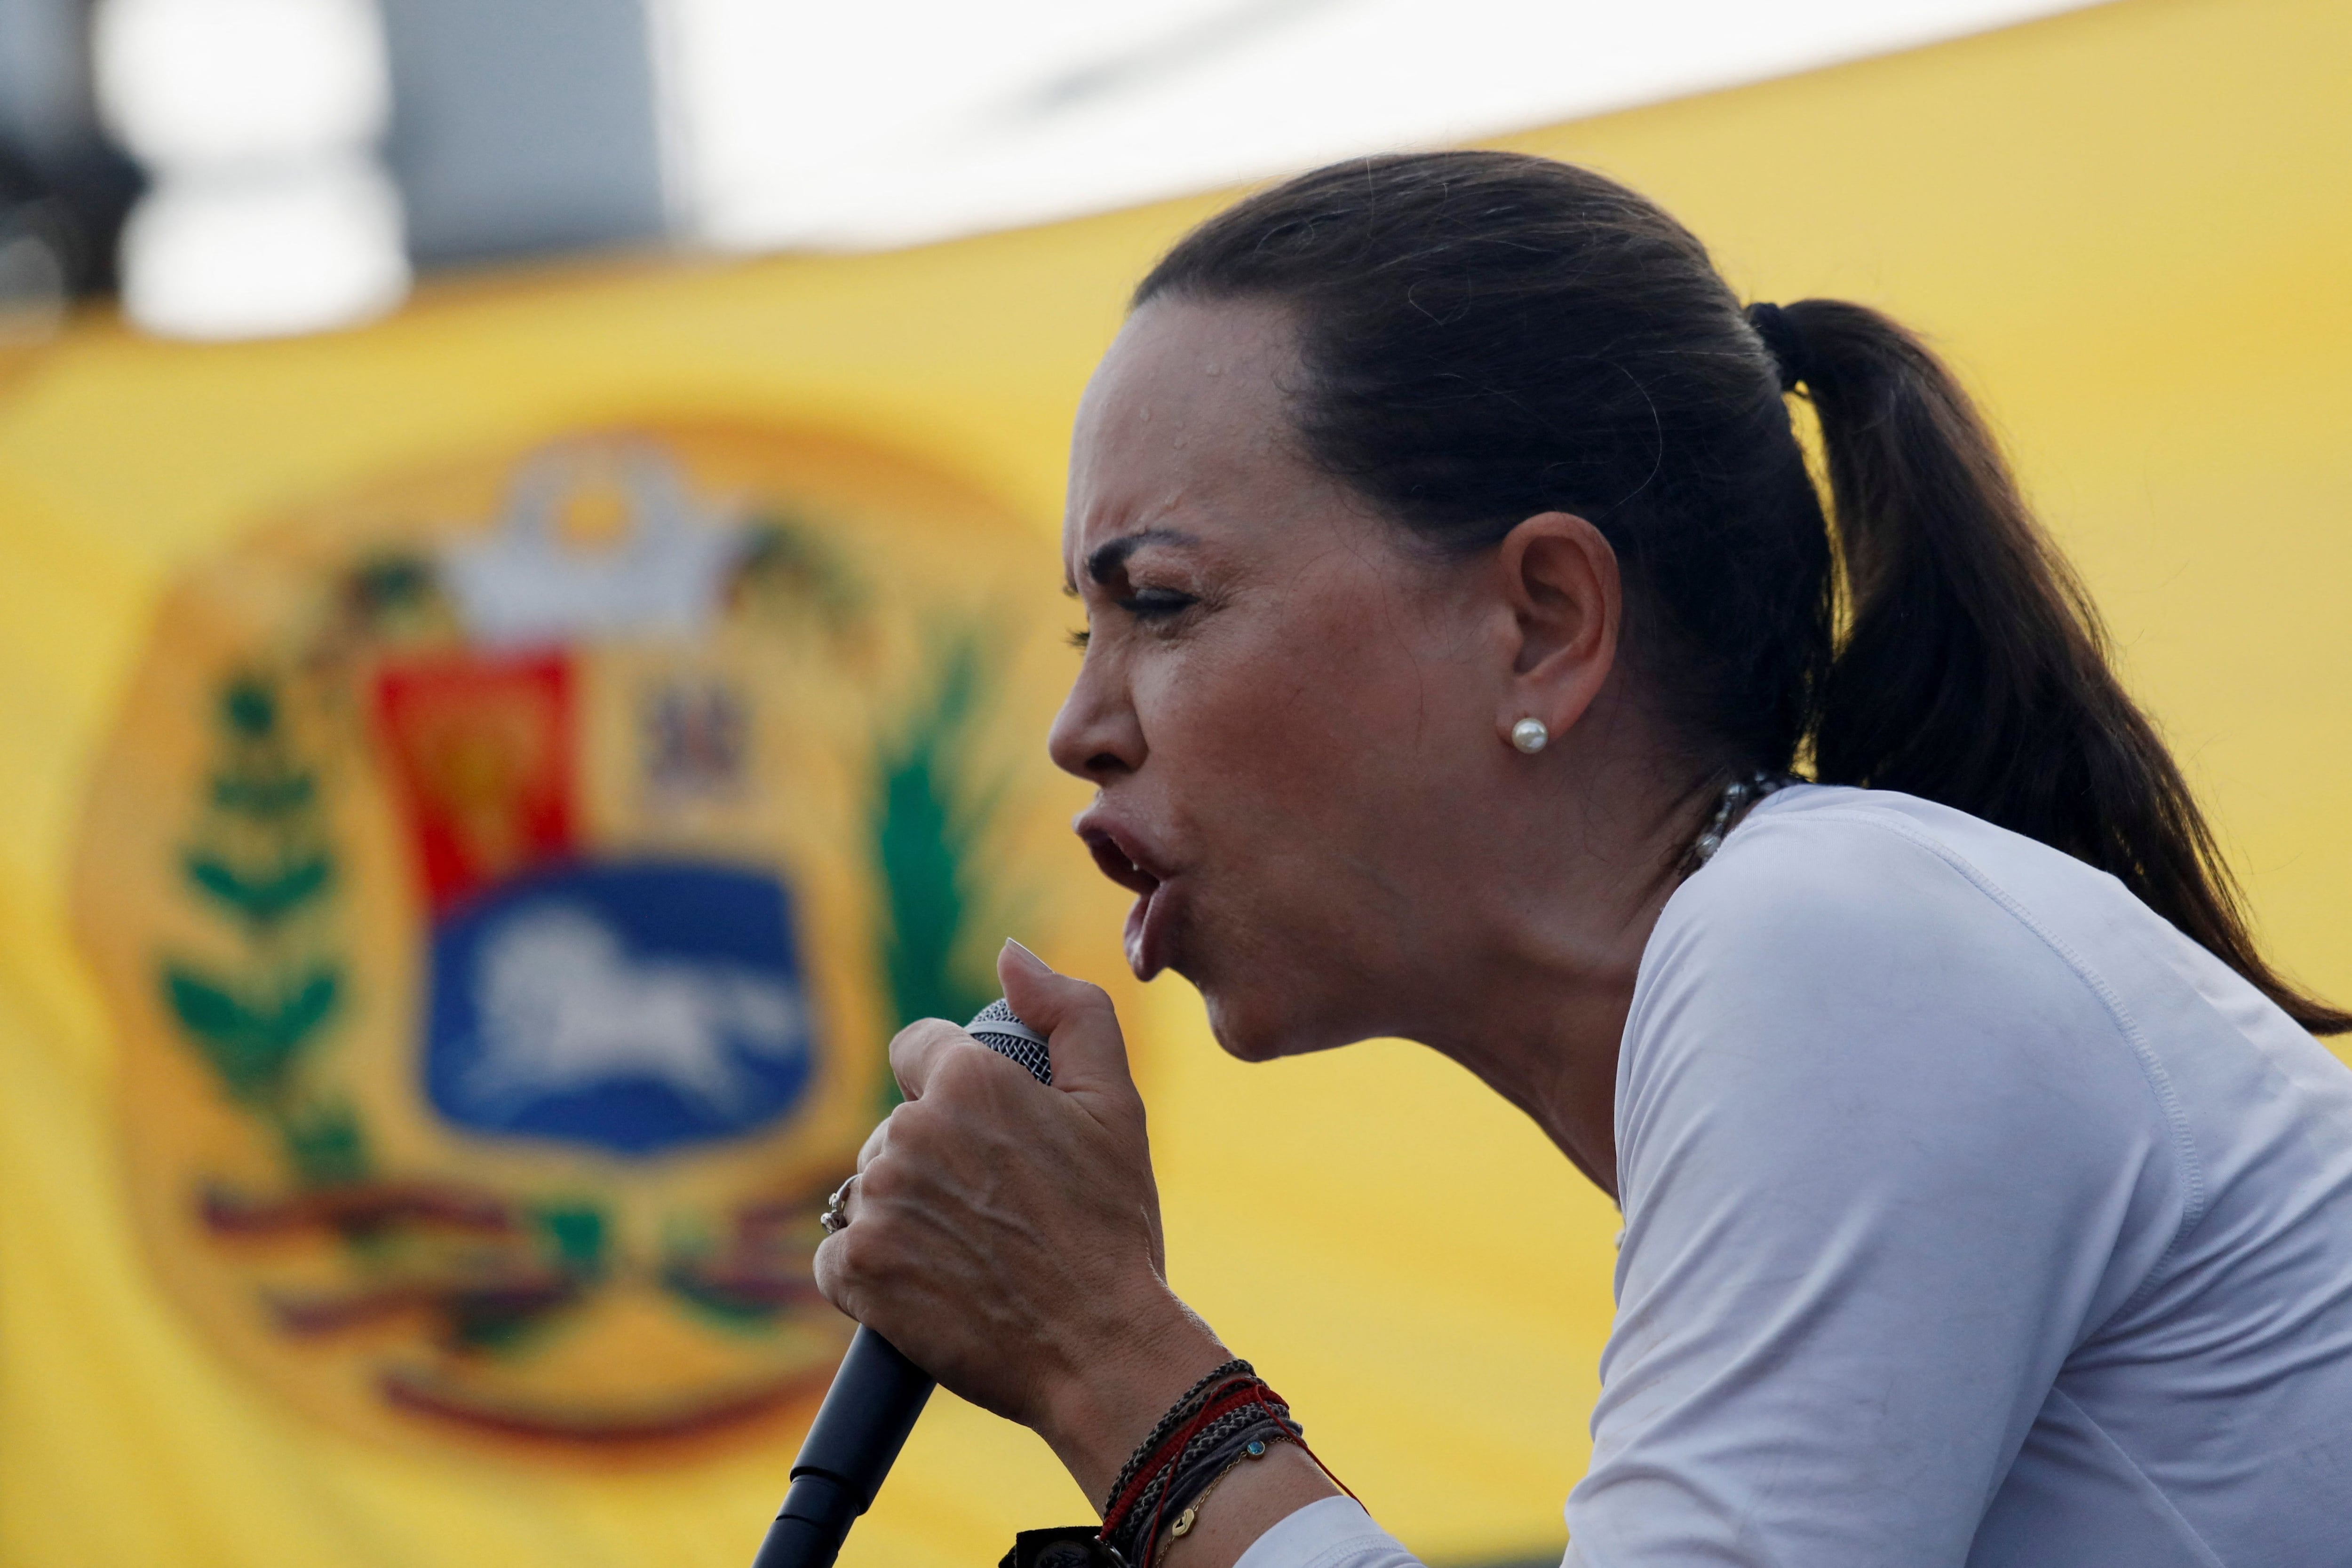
[1065, 527, 1199, 594]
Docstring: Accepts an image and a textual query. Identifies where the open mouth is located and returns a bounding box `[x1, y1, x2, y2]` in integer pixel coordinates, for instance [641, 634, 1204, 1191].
[1079, 825, 1173, 980]
[1082, 827, 1160, 899]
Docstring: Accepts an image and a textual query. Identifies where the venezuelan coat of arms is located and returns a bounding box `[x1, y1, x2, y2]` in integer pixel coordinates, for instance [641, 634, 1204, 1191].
[72, 425, 1119, 1459]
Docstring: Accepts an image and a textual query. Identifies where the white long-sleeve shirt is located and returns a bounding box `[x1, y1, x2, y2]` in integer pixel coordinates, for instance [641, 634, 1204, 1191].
[1238, 785, 2352, 1568]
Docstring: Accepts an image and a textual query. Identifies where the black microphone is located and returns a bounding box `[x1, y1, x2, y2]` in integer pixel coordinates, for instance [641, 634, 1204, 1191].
[750, 999, 1052, 1568]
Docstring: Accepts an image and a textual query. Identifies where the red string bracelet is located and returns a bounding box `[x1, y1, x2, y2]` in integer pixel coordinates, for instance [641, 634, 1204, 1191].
[1102, 1375, 1360, 1568]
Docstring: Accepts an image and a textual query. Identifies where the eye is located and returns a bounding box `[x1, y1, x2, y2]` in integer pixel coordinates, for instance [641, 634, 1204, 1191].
[1065, 586, 1198, 653]
[1120, 587, 1197, 620]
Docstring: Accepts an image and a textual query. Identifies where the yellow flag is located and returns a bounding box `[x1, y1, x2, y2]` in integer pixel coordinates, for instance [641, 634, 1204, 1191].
[2, 1, 2346, 1564]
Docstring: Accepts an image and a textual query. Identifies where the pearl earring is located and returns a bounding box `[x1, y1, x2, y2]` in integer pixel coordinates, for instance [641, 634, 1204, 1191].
[1510, 718, 1549, 754]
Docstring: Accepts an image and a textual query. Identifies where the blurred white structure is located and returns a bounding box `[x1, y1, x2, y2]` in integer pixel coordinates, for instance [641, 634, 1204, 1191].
[94, 0, 407, 338]
[64, 0, 2109, 335]
[0, 223, 67, 345]
[651, 0, 2105, 252]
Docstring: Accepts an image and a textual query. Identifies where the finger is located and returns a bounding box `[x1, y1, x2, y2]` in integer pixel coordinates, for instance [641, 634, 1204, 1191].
[888, 1016, 981, 1101]
[997, 938, 1137, 1098]
[813, 1167, 882, 1317]
[811, 1214, 853, 1315]
[855, 1113, 891, 1172]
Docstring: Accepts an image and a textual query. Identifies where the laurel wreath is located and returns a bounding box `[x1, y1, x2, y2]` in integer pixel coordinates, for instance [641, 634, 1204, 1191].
[165, 674, 366, 1186]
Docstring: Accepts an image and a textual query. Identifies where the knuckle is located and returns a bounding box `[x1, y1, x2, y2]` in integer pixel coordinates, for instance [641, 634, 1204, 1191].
[811, 1235, 850, 1303]
[849, 1233, 914, 1298]
[931, 1047, 993, 1098]
[885, 1097, 942, 1149]
[892, 1098, 955, 1152]
[888, 1017, 959, 1063]
[829, 1222, 889, 1284]
[854, 1155, 903, 1204]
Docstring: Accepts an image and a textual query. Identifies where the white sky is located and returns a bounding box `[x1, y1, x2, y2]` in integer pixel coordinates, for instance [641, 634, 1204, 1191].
[649, 0, 2107, 252]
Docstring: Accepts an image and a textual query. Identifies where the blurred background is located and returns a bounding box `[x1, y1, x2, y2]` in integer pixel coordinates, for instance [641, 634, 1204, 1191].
[1, 0, 2346, 1565]
[0, 0, 2107, 336]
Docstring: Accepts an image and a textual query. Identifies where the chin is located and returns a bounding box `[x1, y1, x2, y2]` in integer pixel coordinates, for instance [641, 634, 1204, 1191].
[1194, 974, 1351, 1064]
[1172, 904, 1377, 1063]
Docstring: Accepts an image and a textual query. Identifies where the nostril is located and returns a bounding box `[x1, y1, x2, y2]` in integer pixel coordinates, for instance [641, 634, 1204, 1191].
[1086, 751, 1127, 776]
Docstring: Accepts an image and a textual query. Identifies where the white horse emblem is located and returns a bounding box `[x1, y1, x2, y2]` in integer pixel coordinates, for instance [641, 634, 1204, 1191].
[462, 904, 805, 1117]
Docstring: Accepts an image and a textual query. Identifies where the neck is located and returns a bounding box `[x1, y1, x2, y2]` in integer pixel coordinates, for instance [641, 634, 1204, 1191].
[1408, 715, 1720, 1203]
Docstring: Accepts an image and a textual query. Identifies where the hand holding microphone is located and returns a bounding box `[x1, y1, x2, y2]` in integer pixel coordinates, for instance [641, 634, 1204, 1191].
[754, 941, 1223, 1566]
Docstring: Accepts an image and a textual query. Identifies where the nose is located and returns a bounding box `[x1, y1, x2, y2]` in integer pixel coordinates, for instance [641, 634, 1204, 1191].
[1047, 650, 1145, 783]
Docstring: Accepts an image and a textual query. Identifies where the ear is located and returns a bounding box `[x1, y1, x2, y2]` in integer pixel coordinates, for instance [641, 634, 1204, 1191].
[1493, 512, 1621, 745]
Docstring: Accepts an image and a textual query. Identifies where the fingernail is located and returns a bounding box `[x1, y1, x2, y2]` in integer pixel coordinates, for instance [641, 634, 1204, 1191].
[1001, 937, 1050, 974]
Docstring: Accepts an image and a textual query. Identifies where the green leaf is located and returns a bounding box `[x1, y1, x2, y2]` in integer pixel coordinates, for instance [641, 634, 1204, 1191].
[221, 678, 278, 738]
[279, 1100, 370, 1187]
[660, 1266, 792, 1330]
[161, 962, 342, 1100]
[875, 641, 994, 1020]
[873, 635, 1000, 1112]
[445, 1281, 582, 1354]
[532, 1204, 608, 1278]
[350, 555, 435, 614]
[211, 769, 316, 817]
[277, 967, 339, 1041]
[183, 850, 333, 925]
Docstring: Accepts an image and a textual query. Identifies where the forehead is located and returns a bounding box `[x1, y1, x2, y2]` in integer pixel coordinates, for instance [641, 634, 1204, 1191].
[1064, 297, 1308, 568]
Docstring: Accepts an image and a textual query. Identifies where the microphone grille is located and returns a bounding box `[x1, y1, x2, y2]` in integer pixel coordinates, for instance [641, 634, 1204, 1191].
[966, 998, 1051, 1086]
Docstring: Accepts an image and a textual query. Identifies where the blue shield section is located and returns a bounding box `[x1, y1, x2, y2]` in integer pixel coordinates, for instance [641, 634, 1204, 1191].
[425, 862, 814, 1156]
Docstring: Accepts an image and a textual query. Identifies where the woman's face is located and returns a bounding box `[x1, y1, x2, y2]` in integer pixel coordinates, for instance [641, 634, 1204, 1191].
[1051, 297, 1519, 1060]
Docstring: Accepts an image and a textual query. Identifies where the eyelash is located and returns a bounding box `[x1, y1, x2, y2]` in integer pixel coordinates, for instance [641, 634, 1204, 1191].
[1125, 588, 1196, 619]
[1065, 588, 1198, 651]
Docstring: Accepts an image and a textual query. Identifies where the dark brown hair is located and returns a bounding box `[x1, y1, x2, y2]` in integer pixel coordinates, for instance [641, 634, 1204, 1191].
[1136, 150, 2346, 1034]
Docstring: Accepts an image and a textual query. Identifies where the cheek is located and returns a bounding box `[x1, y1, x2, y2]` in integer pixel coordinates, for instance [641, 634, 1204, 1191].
[1154, 612, 1386, 800]
[1149, 597, 1470, 1056]
[1145, 591, 1466, 875]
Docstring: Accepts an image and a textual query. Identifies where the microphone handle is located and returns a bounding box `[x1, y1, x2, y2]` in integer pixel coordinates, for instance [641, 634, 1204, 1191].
[751, 1327, 934, 1568]
[750, 998, 1052, 1568]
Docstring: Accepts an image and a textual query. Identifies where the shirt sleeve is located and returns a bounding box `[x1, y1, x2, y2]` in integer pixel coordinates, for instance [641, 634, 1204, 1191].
[1232, 1498, 1426, 1568]
[1566, 810, 2185, 1568]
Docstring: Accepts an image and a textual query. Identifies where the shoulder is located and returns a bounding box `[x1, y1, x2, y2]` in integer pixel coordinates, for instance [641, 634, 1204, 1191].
[1619, 785, 2177, 1206]
[1641, 783, 2146, 1019]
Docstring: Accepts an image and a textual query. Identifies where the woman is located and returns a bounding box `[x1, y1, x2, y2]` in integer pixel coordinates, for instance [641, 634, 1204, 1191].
[813, 152, 2352, 1568]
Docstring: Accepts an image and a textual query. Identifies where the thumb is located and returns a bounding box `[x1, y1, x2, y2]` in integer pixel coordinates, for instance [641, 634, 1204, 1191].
[996, 938, 1137, 1100]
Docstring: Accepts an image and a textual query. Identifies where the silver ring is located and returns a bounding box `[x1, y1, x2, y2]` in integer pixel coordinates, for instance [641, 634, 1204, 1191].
[819, 1174, 858, 1235]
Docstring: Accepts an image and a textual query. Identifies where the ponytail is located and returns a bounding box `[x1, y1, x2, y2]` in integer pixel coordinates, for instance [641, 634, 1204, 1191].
[1780, 300, 2349, 1034]
[1138, 150, 2344, 1035]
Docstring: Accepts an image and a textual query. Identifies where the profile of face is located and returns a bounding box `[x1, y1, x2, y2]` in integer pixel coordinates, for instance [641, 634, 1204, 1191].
[1051, 298, 1627, 1062]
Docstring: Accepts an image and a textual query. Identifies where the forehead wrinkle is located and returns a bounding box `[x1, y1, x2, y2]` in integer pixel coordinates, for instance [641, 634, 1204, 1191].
[1061, 479, 1149, 590]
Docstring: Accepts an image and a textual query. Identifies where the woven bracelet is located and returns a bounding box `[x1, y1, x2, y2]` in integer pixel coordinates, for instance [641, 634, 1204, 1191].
[1101, 1378, 1290, 1549]
[1122, 1418, 1300, 1568]
[998, 1360, 1355, 1568]
[1098, 1359, 1254, 1520]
